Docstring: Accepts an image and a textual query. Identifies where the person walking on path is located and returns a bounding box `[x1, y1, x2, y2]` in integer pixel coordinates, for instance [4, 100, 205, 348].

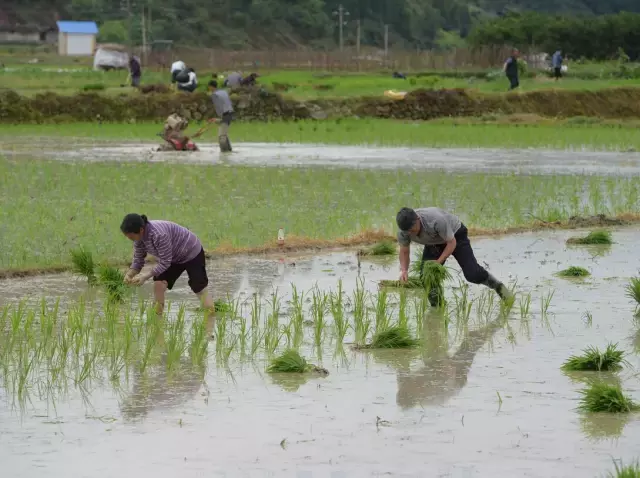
[552, 50, 563, 81]
[208, 80, 234, 152]
[121, 214, 215, 319]
[503, 49, 520, 91]
[396, 207, 512, 307]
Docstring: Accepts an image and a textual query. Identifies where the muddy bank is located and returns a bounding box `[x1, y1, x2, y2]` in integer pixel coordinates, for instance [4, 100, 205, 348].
[3, 86, 640, 123]
[0, 214, 638, 281]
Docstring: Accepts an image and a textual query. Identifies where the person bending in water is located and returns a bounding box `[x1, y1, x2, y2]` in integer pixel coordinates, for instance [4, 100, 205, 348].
[396, 207, 511, 306]
[121, 214, 215, 317]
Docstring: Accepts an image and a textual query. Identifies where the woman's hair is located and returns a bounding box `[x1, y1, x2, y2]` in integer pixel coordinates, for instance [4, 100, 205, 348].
[120, 213, 148, 234]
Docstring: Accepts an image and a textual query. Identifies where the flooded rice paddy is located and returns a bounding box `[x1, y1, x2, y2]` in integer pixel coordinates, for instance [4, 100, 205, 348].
[4, 137, 640, 175]
[2, 227, 640, 477]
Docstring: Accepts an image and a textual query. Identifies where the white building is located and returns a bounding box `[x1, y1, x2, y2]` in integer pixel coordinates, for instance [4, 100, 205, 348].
[57, 21, 99, 56]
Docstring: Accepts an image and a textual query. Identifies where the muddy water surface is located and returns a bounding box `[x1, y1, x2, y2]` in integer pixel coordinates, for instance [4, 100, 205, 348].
[2, 228, 640, 477]
[4, 137, 640, 175]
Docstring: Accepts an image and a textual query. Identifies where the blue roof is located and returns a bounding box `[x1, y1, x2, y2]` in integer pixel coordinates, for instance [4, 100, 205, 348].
[56, 21, 99, 34]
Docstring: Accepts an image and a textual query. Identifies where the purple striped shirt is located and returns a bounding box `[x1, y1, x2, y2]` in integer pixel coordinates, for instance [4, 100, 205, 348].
[130, 220, 203, 276]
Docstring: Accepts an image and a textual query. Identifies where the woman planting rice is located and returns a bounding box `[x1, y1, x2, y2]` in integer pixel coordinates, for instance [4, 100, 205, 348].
[120, 214, 215, 318]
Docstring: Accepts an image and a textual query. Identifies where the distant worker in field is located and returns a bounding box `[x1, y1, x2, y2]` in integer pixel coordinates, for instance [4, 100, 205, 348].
[224, 71, 243, 89]
[129, 55, 142, 87]
[207, 80, 234, 152]
[552, 49, 563, 81]
[396, 207, 512, 307]
[503, 49, 520, 91]
[121, 213, 215, 319]
[177, 67, 198, 93]
[240, 72, 259, 87]
[171, 60, 186, 84]
[157, 114, 200, 152]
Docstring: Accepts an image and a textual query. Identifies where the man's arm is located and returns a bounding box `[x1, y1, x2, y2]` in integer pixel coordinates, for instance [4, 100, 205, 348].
[434, 218, 456, 264]
[399, 245, 411, 280]
[436, 238, 456, 264]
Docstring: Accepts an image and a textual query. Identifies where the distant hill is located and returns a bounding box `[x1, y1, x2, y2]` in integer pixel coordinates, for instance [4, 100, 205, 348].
[2, 0, 640, 51]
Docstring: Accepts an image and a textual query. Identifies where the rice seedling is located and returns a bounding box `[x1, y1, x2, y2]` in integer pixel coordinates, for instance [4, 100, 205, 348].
[397, 289, 408, 329]
[605, 460, 640, 478]
[311, 287, 329, 347]
[352, 278, 371, 345]
[373, 288, 391, 332]
[453, 281, 472, 326]
[566, 229, 613, 245]
[358, 240, 396, 257]
[578, 381, 639, 413]
[556, 266, 591, 278]
[70, 246, 96, 285]
[540, 289, 555, 321]
[189, 315, 209, 367]
[498, 282, 517, 320]
[266, 349, 329, 375]
[519, 292, 532, 319]
[625, 277, 640, 307]
[583, 311, 594, 327]
[330, 280, 349, 342]
[358, 326, 420, 349]
[97, 264, 127, 302]
[562, 343, 627, 372]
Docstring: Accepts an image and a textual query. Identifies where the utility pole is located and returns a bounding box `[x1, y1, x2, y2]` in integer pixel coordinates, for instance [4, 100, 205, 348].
[384, 24, 389, 66]
[356, 19, 361, 56]
[332, 4, 349, 51]
[141, 4, 146, 65]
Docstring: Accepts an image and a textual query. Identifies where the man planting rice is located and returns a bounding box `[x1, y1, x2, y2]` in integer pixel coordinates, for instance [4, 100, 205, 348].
[396, 207, 512, 306]
[120, 214, 215, 320]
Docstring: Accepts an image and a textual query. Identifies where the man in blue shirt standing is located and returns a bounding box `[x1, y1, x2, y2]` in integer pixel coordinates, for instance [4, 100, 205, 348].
[552, 50, 563, 81]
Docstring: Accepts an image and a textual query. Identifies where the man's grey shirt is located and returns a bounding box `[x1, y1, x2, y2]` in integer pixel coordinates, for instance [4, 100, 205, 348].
[211, 90, 234, 117]
[226, 72, 242, 88]
[397, 207, 461, 246]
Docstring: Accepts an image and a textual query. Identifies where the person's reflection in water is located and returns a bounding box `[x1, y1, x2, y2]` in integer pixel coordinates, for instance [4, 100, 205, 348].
[119, 327, 207, 422]
[395, 309, 505, 409]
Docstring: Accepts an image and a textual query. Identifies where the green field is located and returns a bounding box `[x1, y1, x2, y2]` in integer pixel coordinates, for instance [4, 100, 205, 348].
[4, 119, 640, 150]
[0, 155, 638, 271]
[2, 62, 639, 99]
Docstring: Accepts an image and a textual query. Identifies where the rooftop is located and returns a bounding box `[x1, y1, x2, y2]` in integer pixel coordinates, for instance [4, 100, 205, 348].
[56, 21, 99, 35]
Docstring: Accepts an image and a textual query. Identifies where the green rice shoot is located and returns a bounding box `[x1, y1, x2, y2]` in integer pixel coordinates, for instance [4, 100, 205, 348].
[606, 460, 640, 478]
[556, 266, 591, 278]
[578, 381, 638, 413]
[561, 343, 626, 372]
[360, 241, 396, 256]
[70, 246, 96, 285]
[625, 277, 640, 305]
[267, 349, 328, 374]
[566, 229, 613, 245]
[360, 325, 420, 349]
[97, 264, 127, 301]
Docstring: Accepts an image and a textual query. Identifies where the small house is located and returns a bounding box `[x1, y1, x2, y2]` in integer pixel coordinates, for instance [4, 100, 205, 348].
[57, 21, 99, 56]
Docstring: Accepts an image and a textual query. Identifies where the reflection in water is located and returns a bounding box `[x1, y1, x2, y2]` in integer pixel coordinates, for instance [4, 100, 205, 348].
[580, 412, 631, 442]
[394, 310, 505, 409]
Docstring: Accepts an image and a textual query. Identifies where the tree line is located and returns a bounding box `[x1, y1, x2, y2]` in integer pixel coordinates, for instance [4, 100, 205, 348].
[5, 0, 640, 57]
[468, 11, 640, 60]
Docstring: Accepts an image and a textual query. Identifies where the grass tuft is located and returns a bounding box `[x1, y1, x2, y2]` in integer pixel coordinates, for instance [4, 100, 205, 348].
[625, 277, 640, 305]
[70, 246, 96, 285]
[556, 266, 590, 278]
[578, 381, 638, 413]
[562, 343, 626, 372]
[364, 240, 396, 256]
[360, 325, 420, 349]
[267, 349, 329, 375]
[567, 229, 613, 245]
[606, 460, 640, 478]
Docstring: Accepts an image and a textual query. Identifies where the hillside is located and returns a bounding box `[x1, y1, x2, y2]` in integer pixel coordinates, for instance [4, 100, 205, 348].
[2, 0, 640, 50]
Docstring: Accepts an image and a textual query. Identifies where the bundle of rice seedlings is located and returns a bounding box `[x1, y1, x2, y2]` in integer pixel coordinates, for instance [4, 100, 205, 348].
[419, 261, 452, 292]
[561, 343, 627, 372]
[360, 325, 420, 349]
[267, 349, 329, 375]
[625, 277, 640, 306]
[358, 241, 396, 257]
[556, 266, 590, 278]
[606, 460, 640, 478]
[566, 230, 613, 245]
[97, 264, 127, 302]
[214, 301, 231, 313]
[578, 381, 638, 413]
[70, 246, 96, 285]
[379, 276, 424, 289]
